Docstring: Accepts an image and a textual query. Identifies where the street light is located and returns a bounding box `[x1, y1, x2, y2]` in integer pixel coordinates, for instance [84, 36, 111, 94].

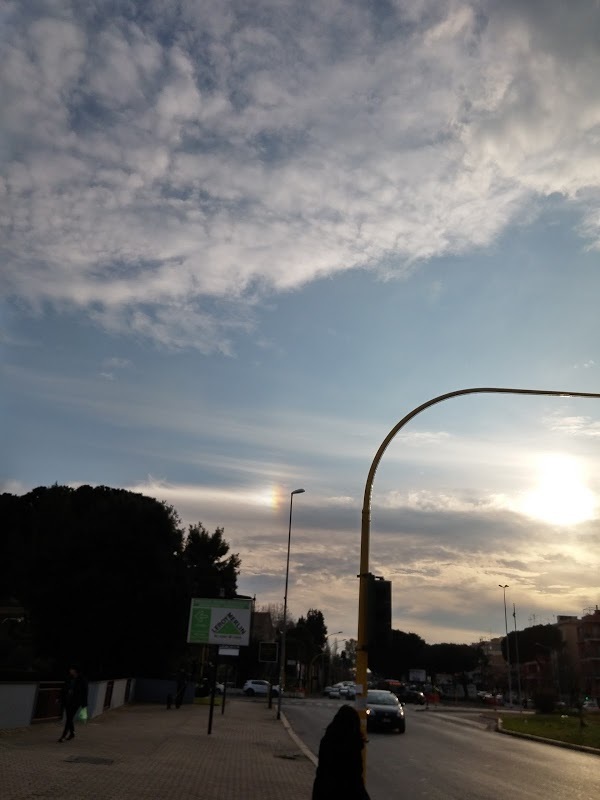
[277, 488, 305, 720]
[355, 386, 600, 779]
[499, 584, 513, 706]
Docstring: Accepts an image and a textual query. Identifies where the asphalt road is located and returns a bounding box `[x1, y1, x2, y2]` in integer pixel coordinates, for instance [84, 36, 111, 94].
[282, 699, 600, 800]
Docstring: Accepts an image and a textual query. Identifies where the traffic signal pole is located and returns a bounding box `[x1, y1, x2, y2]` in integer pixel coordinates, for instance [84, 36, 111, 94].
[355, 387, 600, 780]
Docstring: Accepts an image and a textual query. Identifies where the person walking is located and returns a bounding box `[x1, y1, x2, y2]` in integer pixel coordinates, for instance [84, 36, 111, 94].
[58, 665, 88, 742]
[312, 704, 370, 799]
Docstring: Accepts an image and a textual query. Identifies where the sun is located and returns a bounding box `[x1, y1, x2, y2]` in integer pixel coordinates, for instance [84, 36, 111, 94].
[520, 454, 597, 526]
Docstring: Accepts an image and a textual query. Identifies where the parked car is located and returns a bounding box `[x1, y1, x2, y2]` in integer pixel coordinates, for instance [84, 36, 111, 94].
[242, 679, 279, 697]
[582, 698, 600, 712]
[366, 690, 406, 733]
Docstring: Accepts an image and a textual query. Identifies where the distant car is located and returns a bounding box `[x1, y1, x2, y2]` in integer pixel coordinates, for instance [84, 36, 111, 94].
[582, 699, 600, 712]
[242, 679, 279, 697]
[397, 689, 426, 705]
[337, 682, 356, 699]
[366, 690, 406, 733]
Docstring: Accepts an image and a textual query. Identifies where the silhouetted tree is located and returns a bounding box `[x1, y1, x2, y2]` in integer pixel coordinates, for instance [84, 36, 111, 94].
[503, 623, 562, 663]
[183, 523, 241, 599]
[426, 643, 480, 676]
[370, 629, 427, 677]
[0, 486, 224, 678]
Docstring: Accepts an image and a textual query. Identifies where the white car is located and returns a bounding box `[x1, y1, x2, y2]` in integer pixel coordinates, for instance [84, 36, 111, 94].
[242, 679, 279, 697]
[337, 681, 356, 699]
[582, 698, 600, 712]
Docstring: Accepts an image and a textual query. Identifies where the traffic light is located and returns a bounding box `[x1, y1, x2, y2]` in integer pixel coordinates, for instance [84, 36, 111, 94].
[367, 574, 392, 652]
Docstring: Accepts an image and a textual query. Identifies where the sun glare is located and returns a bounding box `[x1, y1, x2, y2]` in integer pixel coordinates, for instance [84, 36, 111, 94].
[520, 454, 597, 526]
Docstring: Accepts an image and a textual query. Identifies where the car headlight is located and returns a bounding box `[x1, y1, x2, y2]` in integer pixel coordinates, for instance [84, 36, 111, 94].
[366, 708, 372, 716]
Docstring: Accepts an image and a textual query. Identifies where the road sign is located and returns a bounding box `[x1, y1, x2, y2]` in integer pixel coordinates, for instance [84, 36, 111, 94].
[259, 642, 278, 663]
[218, 646, 240, 657]
[187, 598, 252, 646]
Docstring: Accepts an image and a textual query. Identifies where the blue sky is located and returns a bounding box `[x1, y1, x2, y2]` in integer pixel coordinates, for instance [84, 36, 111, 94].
[2, 0, 600, 645]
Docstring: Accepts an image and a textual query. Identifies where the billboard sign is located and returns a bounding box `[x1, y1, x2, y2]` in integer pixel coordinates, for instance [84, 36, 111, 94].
[187, 598, 252, 646]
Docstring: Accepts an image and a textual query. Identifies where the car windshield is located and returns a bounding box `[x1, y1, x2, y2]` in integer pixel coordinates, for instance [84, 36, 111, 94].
[368, 691, 398, 706]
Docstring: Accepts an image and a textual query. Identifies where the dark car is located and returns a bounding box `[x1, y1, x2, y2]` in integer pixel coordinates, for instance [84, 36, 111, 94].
[397, 688, 426, 705]
[366, 690, 406, 733]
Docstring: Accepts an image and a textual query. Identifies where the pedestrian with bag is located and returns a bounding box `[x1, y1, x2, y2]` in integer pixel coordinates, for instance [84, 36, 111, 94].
[58, 665, 88, 743]
[312, 704, 370, 799]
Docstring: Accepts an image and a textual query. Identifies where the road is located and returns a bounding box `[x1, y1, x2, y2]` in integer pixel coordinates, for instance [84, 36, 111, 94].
[282, 698, 600, 800]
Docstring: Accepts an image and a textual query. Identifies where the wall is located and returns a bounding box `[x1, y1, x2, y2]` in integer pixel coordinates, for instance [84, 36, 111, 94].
[0, 683, 37, 728]
[0, 677, 135, 730]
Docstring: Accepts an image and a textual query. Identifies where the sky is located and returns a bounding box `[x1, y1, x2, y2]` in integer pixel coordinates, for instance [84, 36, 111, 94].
[2, 0, 600, 647]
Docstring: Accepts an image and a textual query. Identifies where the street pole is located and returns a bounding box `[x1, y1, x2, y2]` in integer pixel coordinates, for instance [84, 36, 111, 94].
[277, 488, 305, 721]
[513, 603, 522, 708]
[499, 585, 513, 706]
[355, 386, 600, 780]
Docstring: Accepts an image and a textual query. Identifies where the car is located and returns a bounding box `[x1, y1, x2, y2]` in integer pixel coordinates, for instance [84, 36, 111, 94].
[242, 679, 279, 697]
[582, 698, 600, 712]
[366, 689, 406, 733]
[397, 688, 426, 705]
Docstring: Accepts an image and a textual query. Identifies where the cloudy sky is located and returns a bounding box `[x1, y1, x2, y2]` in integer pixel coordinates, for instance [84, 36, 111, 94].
[2, 0, 600, 646]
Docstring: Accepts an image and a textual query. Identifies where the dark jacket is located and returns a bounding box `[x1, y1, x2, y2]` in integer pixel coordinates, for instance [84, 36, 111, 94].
[61, 674, 88, 710]
[312, 730, 370, 800]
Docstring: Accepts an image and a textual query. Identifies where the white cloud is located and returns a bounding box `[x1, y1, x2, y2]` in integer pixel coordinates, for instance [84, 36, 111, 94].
[544, 413, 600, 438]
[2, 2, 600, 349]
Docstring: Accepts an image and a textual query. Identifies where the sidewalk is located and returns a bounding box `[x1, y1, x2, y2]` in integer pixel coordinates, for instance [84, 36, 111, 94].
[0, 699, 316, 800]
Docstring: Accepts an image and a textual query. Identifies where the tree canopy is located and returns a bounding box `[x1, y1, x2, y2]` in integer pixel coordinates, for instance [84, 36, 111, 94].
[183, 523, 240, 599]
[0, 485, 240, 678]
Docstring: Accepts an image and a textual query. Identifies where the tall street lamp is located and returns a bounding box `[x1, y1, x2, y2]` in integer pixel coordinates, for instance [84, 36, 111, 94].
[277, 488, 305, 720]
[499, 584, 513, 706]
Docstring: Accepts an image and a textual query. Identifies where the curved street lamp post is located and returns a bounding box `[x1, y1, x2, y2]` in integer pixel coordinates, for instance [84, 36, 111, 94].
[277, 488, 305, 721]
[356, 387, 600, 778]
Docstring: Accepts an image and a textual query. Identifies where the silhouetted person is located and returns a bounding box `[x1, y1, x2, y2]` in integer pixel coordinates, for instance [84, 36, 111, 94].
[312, 704, 370, 799]
[58, 665, 88, 742]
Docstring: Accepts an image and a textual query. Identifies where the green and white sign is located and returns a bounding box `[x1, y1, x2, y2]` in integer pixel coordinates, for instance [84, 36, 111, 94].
[187, 597, 252, 646]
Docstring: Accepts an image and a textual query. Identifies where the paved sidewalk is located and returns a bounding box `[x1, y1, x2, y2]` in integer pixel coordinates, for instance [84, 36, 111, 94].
[0, 700, 316, 799]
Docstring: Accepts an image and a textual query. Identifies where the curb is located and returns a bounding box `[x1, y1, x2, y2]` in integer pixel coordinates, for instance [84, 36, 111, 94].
[496, 717, 600, 756]
[281, 712, 318, 767]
